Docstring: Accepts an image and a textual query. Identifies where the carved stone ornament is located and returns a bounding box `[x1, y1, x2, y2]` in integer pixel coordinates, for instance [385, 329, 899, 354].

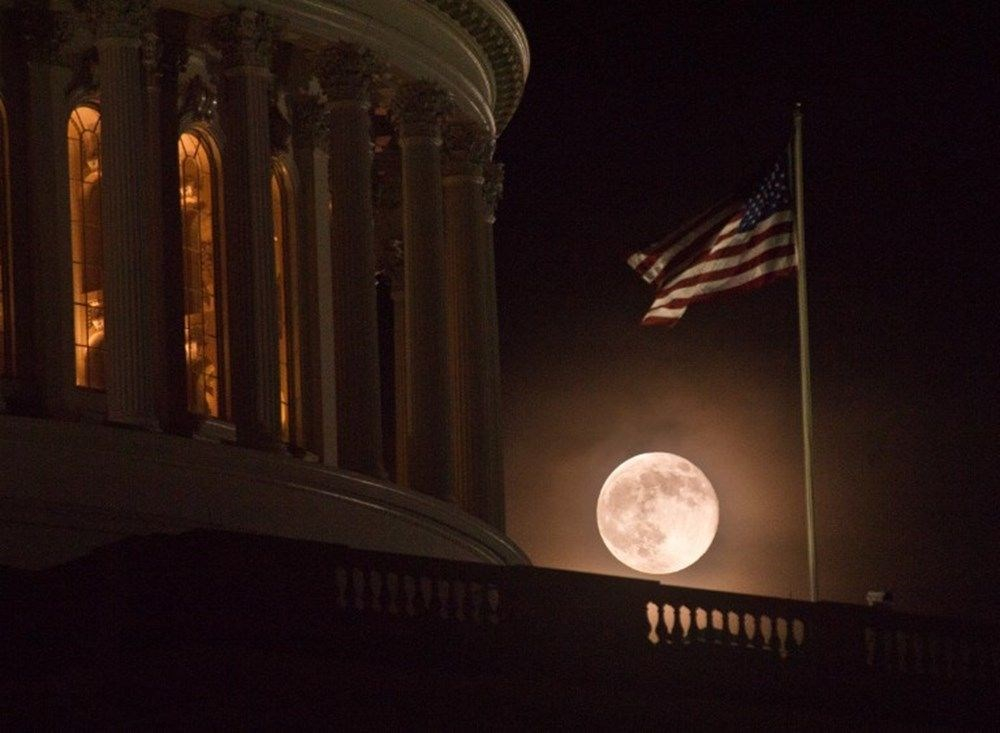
[17, 5, 73, 65]
[376, 238, 404, 284]
[482, 161, 504, 222]
[288, 92, 329, 150]
[314, 42, 377, 104]
[442, 120, 493, 176]
[212, 8, 278, 69]
[83, 0, 152, 41]
[141, 31, 161, 77]
[391, 80, 455, 138]
[180, 75, 218, 123]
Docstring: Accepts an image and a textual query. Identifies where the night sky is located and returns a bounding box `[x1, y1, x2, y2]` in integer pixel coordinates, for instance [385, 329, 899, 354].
[494, 1, 999, 622]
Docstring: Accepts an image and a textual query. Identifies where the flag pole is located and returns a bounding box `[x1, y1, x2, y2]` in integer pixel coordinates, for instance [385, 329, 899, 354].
[792, 103, 818, 602]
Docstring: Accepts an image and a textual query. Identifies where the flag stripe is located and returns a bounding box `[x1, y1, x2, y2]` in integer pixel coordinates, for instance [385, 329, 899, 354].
[640, 265, 797, 326]
[628, 158, 796, 327]
[649, 242, 796, 310]
[657, 212, 793, 292]
[628, 200, 741, 285]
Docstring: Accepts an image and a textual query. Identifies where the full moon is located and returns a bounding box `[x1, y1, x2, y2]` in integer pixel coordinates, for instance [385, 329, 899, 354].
[596, 453, 719, 574]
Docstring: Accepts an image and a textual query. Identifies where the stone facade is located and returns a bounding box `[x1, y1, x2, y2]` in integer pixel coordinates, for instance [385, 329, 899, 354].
[0, 0, 529, 565]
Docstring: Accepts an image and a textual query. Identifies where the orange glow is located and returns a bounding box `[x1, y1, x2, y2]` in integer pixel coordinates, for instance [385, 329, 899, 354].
[271, 168, 290, 442]
[68, 106, 104, 389]
[178, 132, 221, 417]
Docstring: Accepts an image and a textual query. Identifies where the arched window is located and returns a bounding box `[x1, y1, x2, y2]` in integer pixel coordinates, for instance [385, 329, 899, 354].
[0, 98, 11, 377]
[67, 105, 104, 389]
[178, 131, 224, 418]
[271, 164, 295, 442]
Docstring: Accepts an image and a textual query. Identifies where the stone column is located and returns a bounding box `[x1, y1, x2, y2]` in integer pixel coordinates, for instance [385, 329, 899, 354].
[392, 81, 454, 501]
[315, 43, 383, 476]
[480, 160, 506, 530]
[141, 21, 189, 433]
[87, 0, 157, 428]
[19, 8, 75, 416]
[213, 9, 282, 449]
[441, 121, 493, 518]
[288, 91, 338, 464]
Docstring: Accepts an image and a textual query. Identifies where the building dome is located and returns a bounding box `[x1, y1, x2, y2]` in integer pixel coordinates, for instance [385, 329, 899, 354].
[0, 0, 529, 568]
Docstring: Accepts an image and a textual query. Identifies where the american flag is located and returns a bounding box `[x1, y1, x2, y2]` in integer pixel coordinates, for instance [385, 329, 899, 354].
[627, 159, 796, 326]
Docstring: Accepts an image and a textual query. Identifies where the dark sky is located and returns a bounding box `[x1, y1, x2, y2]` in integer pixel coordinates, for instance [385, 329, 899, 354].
[494, 1, 999, 622]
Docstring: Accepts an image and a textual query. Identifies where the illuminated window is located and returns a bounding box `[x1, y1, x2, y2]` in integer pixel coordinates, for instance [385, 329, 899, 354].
[178, 131, 223, 418]
[271, 165, 294, 442]
[0, 98, 10, 376]
[68, 105, 104, 389]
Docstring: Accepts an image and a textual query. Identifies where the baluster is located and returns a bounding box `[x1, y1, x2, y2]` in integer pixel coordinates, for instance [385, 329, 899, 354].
[334, 566, 348, 609]
[694, 607, 708, 643]
[882, 626, 894, 670]
[663, 604, 679, 645]
[469, 581, 484, 623]
[864, 626, 877, 667]
[437, 578, 450, 620]
[776, 617, 788, 659]
[486, 585, 500, 624]
[944, 636, 958, 679]
[759, 615, 773, 651]
[792, 619, 806, 653]
[679, 605, 692, 644]
[646, 602, 661, 645]
[352, 567, 366, 611]
[924, 634, 939, 676]
[404, 574, 417, 617]
[912, 632, 924, 674]
[743, 613, 757, 649]
[369, 569, 383, 613]
[453, 580, 466, 622]
[386, 572, 400, 615]
[727, 611, 740, 646]
[706, 609, 720, 644]
[419, 576, 434, 615]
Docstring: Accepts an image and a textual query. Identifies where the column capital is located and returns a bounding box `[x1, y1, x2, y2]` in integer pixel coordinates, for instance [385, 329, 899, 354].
[212, 8, 279, 70]
[442, 120, 493, 178]
[391, 80, 454, 140]
[482, 161, 504, 223]
[83, 0, 152, 42]
[141, 31, 187, 84]
[288, 91, 329, 151]
[315, 42, 376, 105]
[17, 6, 73, 65]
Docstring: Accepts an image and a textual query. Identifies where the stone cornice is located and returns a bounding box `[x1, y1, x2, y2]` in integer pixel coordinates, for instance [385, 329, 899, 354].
[314, 42, 376, 105]
[426, 0, 528, 131]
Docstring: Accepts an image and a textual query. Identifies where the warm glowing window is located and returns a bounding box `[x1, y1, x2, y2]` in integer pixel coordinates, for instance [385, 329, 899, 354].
[68, 105, 104, 389]
[178, 131, 223, 418]
[271, 167, 293, 442]
[0, 98, 10, 376]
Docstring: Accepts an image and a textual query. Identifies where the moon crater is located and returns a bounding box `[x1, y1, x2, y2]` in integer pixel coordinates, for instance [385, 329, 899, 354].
[596, 452, 719, 574]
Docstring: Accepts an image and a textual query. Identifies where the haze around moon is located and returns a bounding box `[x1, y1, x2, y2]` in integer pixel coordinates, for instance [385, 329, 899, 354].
[596, 452, 719, 574]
